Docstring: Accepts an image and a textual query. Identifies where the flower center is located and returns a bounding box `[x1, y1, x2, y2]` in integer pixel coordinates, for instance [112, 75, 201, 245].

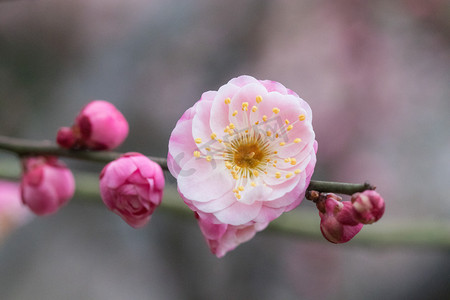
[225, 134, 272, 177]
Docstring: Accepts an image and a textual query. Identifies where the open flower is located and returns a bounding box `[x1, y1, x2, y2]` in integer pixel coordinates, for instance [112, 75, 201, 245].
[20, 156, 75, 216]
[57, 100, 129, 150]
[168, 75, 317, 256]
[99, 153, 164, 228]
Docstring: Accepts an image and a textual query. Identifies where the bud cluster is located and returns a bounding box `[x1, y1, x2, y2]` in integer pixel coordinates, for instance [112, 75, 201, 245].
[17, 100, 164, 228]
[311, 190, 385, 243]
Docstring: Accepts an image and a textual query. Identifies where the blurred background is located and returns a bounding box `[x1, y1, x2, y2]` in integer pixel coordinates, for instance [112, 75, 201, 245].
[0, 0, 449, 299]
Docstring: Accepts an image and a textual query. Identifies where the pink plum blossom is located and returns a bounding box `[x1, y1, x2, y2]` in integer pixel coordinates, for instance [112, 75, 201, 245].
[99, 153, 164, 228]
[0, 181, 33, 242]
[57, 100, 129, 150]
[318, 194, 363, 244]
[21, 156, 75, 216]
[351, 190, 385, 224]
[168, 75, 317, 256]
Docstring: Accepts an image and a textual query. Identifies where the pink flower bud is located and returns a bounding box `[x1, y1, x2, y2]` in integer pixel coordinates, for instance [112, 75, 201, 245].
[351, 190, 385, 224]
[20, 157, 75, 216]
[57, 100, 129, 150]
[99, 153, 164, 228]
[56, 126, 76, 149]
[195, 212, 268, 258]
[319, 194, 363, 244]
[0, 181, 33, 241]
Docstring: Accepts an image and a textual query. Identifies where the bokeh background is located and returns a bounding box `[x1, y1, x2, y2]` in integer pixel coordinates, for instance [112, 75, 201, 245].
[1, 0, 449, 299]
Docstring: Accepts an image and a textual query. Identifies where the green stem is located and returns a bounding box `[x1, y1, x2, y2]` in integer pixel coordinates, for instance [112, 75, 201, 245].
[0, 135, 368, 195]
[0, 135, 167, 169]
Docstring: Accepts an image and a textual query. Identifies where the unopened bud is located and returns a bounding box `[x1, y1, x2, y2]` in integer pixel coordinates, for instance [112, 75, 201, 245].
[56, 127, 76, 149]
[20, 156, 75, 216]
[319, 194, 363, 244]
[57, 100, 129, 150]
[99, 153, 164, 228]
[351, 190, 385, 224]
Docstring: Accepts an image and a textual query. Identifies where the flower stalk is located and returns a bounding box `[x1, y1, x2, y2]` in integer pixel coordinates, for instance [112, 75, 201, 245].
[0, 135, 370, 195]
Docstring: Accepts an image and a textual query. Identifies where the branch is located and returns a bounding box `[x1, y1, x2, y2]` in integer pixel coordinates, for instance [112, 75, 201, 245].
[0, 135, 369, 195]
[0, 135, 167, 169]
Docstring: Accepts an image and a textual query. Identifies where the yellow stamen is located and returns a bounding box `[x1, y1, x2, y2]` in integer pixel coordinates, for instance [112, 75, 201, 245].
[266, 131, 272, 137]
[193, 151, 201, 158]
[294, 169, 301, 174]
[225, 162, 233, 169]
[195, 138, 202, 144]
[236, 194, 242, 199]
[229, 123, 235, 129]
[238, 185, 244, 192]
[279, 142, 286, 146]
[290, 158, 297, 165]
[206, 156, 212, 161]
[286, 173, 293, 179]
[251, 182, 257, 187]
[294, 138, 302, 143]
[285, 119, 290, 125]
[210, 132, 217, 140]
[284, 158, 291, 163]
[272, 107, 280, 114]
[242, 102, 249, 111]
[232, 110, 238, 116]
[205, 147, 211, 151]
[253, 170, 259, 177]
[275, 172, 281, 179]
[254, 121, 259, 125]
[262, 115, 268, 122]
[299, 114, 306, 121]
[256, 95, 263, 103]
[224, 98, 231, 104]
[252, 106, 258, 112]
[287, 125, 293, 131]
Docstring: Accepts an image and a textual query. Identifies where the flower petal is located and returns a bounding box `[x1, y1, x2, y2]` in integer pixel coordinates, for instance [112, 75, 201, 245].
[214, 200, 262, 226]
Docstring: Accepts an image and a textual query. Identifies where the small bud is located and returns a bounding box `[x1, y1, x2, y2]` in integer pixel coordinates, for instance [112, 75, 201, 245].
[99, 153, 164, 228]
[351, 190, 385, 224]
[20, 157, 75, 216]
[319, 194, 363, 244]
[56, 127, 76, 149]
[57, 100, 129, 150]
